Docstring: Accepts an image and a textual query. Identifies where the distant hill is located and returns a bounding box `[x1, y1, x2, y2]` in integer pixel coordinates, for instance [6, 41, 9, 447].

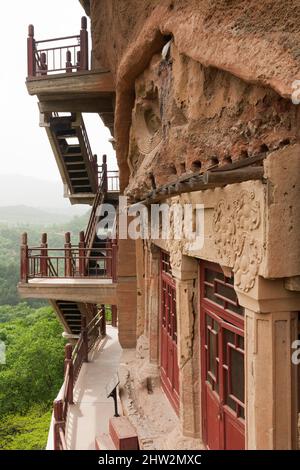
[0, 174, 86, 216]
[0, 205, 79, 226]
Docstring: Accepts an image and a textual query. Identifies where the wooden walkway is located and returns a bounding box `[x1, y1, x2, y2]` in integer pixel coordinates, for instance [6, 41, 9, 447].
[65, 326, 122, 450]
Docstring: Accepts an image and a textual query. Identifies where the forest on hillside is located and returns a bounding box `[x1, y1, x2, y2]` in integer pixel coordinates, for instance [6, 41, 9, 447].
[0, 211, 89, 449]
[0, 211, 89, 306]
[0, 304, 65, 449]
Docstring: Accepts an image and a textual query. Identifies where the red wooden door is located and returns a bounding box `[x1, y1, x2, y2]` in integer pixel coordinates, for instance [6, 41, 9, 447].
[160, 251, 179, 414]
[200, 262, 245, 450]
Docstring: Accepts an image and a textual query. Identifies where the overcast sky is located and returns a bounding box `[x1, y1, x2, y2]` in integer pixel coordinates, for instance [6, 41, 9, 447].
[0, 0, 116, 195]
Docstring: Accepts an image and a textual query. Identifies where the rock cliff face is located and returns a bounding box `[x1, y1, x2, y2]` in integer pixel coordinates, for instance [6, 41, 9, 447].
[87, 0, 300, 190]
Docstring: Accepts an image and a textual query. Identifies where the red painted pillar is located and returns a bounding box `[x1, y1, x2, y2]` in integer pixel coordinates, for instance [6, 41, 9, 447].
[78, 231, 86, 277]
[64, 344, 74, 405]
[94, 154, 99, 188]
[64, 232, 72, 277]
[40, 233, 48, 277]
[20, 233, 28, 283]
[27, 25, 36, 77]
[101, 154, 108, 193]
[111, 305, 118, 327]
[79, 16, 89, 71]
[100, 305, 106, 337]
[112, 238, 118, 282]
[106, 238, 112, 277]
[53, 400, 64, 450]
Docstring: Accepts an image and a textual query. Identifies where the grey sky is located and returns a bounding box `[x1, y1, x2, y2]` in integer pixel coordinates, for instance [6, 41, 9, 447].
[0, 0, 116, 190]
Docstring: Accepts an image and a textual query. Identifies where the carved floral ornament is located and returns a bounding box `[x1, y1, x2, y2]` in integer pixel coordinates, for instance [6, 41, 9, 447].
[213, 191, 263, 292]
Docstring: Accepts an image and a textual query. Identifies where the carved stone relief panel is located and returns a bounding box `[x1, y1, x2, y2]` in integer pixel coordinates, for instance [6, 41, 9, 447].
[213, 190, 263, 292]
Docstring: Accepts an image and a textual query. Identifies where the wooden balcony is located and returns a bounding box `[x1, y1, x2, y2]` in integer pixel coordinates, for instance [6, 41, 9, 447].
[18, 232, 118, 304]
[26, 17, 115, 131]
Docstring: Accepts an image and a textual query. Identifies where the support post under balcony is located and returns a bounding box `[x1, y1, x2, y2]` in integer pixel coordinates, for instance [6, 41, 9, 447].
[100, 305, 106, 337]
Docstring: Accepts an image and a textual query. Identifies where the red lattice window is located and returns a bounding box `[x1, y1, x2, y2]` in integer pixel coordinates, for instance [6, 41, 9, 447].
[203, 266, 244, 318]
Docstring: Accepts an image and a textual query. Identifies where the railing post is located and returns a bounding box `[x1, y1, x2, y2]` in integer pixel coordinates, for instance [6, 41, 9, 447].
[81, 316, 89, 363]
[66, 50, 73, 73]
[94, 154, 99, 188]
[64, 344, 74, 405]
[106, 238, 112, 277]
[20, 233, 28, 283]
[100, 305, 106, 337]
[64, 232, 73, 277]
[27, 25, 36, 77]
[39, 52, 48, 76]
[53, 400, 64, 450]
[79, 231, 86, 277]
[40, 233, 48, 277]
[111, 238, 118, 282]
[76, 50, 81, 71]
[102, 154, 108, 193]
[111, 305, 118, 327]
[79, 16, 88, 71]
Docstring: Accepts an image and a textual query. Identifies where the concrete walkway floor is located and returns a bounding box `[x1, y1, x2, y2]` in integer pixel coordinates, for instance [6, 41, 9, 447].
[65, 326, 122, 450]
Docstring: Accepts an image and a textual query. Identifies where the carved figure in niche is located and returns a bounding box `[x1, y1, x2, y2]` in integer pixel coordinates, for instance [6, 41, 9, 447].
[133, 86, 163, 156]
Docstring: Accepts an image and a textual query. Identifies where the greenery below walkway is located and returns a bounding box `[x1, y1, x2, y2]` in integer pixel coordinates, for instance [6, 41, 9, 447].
[0, 304, 65, 449]
[0, 406, 52, 450]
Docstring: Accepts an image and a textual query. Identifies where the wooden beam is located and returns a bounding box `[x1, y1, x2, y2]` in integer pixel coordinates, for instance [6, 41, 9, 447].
[26, 70, 115, 97]
[132, 166, 264, 206]
[203, 166, 264, 185]
[18, 281, 118, 305]
[38, 97, 114, 114]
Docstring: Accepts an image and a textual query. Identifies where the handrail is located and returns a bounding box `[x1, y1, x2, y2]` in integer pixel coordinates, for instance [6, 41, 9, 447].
[78, 116, 98, 190]
[36, 35, 80, 45]
[27, 17, 89, 78]
[24, 245, 113, 279]
[53, 307, 106, 450]
[84, 156, 107, 250]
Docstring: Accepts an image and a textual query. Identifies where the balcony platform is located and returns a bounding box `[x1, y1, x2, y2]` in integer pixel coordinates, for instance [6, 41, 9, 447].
[18, 278, 117, 304]
[26, 70, 115, 99]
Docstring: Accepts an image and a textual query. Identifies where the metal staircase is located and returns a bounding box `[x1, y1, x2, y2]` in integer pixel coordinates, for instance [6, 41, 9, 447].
[54, 301, 83, 335]
[41, 112, 99, 205]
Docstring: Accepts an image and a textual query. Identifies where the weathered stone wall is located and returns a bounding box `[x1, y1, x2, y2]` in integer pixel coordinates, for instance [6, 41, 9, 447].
[88, 0, 300, 190]
[85, 0, 300, 448]
[126, 44, 299, 200]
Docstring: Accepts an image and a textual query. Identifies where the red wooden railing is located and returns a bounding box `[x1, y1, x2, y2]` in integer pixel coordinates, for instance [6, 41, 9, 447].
[20, 232, 117, 282]
[27, 17, 89, 78]
[53, 309, 106, 450]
